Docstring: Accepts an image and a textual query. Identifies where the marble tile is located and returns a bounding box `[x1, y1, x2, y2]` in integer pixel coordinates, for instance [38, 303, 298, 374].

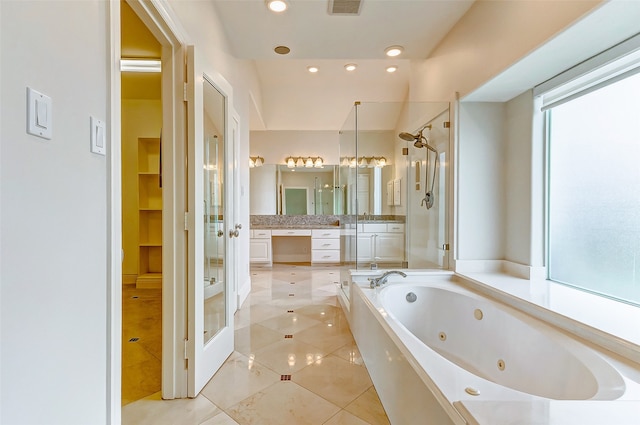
[253, 338, 326, 374]
[199, 411, 241, 425]
[122, 392, 222, 425]
[331, 340, 365, 366]
[234, 323, 283, 356]
[295, 315, 354, 353]
[344, 386, 390, 425]
[226, 381, 341, 425]
[200, 351, 280, 409]
[121, 356, 162, 406]
[295, 304, 343, 323]
[323, 410, 371, 425]
[293, 354, 372, 408]
[234, 303, 284, 329]
[259, 312, 322, 335]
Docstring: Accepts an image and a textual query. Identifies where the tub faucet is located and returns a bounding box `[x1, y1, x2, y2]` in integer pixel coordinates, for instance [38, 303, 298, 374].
[368, 270, 407, 288]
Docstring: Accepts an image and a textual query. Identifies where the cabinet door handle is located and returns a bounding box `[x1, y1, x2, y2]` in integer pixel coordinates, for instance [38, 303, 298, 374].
[217, 230, 224, 237]
[229, 229, 239, 238]
[235, 223, 242, 230]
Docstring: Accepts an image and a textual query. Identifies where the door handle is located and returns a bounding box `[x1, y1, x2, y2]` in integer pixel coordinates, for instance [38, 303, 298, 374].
[235, 223, 242, 230]
[217, 230, 224, 237]
[229, 229, 239, 238]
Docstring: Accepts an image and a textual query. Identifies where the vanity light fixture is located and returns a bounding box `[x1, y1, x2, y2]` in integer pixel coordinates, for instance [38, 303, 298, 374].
[386, 65, 398, 73]
[343, 156, 387, 168]
[384, 45, 404, 57]
[249, 156, 264, 168]
[121, 59, 162, 73]
[344, 63, 357, 72]
[285, 156, 324, 168]
[307, 66, 319, 73]
[266, 0, 288, 12]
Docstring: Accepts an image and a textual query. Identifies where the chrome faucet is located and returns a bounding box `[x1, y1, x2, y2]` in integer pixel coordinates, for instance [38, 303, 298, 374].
[368, 270, 407, 288]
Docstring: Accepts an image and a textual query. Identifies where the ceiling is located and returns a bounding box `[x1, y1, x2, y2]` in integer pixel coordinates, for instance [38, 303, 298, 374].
[211, 0, 475, 131]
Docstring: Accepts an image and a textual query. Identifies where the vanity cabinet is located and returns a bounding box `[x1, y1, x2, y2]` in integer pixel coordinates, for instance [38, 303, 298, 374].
[250, 229, 272, 265]
[356, 223, 405, 263]
[311, 228, 341, 263]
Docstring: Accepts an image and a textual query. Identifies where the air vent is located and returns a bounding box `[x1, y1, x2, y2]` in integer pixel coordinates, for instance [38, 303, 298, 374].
[328, 0, 362, 15]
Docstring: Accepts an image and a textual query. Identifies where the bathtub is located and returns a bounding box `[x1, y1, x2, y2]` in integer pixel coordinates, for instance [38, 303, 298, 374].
[347, 272, 640, 424]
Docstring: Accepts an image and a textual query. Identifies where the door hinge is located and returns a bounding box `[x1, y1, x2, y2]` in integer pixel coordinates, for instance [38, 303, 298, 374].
[443, 121, 451, 128]
[183, 82, 188, 102]
[184, 338, 189, 360]
[442, 243, 450, 251]
[184, 211, 189, 231]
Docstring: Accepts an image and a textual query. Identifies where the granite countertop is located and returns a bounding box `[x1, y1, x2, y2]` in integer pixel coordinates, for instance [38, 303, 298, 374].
[251, 224, 339, 229]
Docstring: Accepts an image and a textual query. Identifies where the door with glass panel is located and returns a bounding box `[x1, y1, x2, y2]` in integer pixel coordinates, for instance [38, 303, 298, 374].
[186, 46, 235, 396]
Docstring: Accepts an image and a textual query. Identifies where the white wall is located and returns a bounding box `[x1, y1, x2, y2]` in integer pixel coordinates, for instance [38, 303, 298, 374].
[457, 103, 506, 261]
[250, 130, 340, 165]
[250, 164, 277, 214]
[504, 90, 533, 266]
[1, 1, 110, 423]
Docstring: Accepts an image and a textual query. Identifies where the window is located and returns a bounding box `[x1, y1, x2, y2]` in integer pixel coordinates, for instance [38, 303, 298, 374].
[546, 70, 640, 305]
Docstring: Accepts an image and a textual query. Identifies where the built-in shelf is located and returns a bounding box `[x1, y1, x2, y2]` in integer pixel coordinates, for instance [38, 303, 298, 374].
[137, 138, 162, 288]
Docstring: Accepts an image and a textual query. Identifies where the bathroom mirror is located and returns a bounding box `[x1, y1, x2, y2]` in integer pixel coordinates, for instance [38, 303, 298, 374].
[249, 164, 341, 215]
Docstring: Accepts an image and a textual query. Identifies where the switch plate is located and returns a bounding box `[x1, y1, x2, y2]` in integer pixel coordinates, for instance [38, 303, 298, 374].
[27, 87, 52, 139]
[90, 116, 106, 155]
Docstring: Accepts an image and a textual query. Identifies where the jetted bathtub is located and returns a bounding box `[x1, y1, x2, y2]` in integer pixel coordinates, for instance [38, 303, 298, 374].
[348, 273, 640, 424]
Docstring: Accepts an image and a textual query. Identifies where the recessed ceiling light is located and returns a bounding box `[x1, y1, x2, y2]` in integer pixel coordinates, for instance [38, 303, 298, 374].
[274, 45, 291, 55]
[385, 45, 404, 57]
[344, 63, 357, 72]
[307, 66, 319, 73]
[386, 65, 398, 73]
[266, 0, 287, 12]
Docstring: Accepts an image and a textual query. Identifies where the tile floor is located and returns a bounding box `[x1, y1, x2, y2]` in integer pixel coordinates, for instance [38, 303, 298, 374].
[122, 264, 390, 425]
[122, 284, 162, 405]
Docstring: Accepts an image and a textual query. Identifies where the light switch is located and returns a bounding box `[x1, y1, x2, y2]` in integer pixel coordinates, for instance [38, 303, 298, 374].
[90, 116, 106, 155]
[27, 87, 52, 139]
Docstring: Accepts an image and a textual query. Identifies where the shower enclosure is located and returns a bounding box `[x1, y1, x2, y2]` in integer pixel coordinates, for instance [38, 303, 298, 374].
[338, 101, 451, 282]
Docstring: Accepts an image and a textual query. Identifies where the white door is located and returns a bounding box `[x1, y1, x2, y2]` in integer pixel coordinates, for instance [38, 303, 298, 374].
[186, 46, 235, 396]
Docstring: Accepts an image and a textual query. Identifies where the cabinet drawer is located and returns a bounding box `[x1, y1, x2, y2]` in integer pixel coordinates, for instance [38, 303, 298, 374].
[312, 238, 340, 250]
[271, 229, 312, 236]
[311, 250, 340, 263]
[361, 223, 387, 233]
[386, 223, 405, 233]
[311, 228, 340, 239]
[252, 229, 271, 239]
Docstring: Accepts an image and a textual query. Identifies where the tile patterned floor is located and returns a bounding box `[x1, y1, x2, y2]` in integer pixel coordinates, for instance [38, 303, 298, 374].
[122, 264, 390, 425]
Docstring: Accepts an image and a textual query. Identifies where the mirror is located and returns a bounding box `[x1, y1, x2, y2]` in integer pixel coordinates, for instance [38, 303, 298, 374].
[203, 76, 226, 345]
[249, 164, 341, 215]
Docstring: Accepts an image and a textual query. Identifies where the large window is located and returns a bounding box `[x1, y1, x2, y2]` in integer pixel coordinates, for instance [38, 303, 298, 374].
[547, 70, 640, 305]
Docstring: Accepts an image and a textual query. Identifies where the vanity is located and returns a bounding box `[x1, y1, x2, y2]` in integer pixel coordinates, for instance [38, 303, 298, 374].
[249, 226, 341, 266]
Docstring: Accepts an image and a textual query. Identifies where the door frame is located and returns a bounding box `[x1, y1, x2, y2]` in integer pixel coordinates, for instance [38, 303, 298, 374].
[108, 0, 190, 419]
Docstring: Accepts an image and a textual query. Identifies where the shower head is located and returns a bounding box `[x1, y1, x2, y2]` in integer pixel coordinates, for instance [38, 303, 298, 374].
[399, 124, 432, 143]
[399, 132, 418, 142]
